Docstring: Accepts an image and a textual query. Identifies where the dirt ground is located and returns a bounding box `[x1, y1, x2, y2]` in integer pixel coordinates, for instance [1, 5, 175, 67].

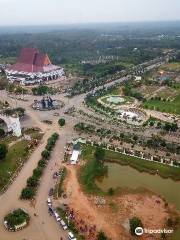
[64, 165, 172, 240]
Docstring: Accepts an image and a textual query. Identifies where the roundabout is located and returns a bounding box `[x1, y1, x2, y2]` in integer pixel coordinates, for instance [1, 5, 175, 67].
[4, 208, 30, 232]
[97, 95, 147, 125]
[32, 97, 64, 111]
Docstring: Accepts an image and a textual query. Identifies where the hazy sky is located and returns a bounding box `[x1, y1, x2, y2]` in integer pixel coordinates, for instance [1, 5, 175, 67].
[0, 0, 180, 26]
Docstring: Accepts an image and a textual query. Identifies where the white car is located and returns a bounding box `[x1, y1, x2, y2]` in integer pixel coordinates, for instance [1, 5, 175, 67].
[60, 219, 68, 230]
[54, 212, 61, 222]
[68, 231, 77, 240]
[47, 198, 52, 206]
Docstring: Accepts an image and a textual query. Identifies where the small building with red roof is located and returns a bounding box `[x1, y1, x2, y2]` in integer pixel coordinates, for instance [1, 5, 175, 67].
[5, 48, 64, 85]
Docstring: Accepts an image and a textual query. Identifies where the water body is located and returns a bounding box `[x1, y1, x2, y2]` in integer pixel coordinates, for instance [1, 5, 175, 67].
[106, 96, 125, 104]
[97, 163, 180, 210]
[96, 163, 180, 239]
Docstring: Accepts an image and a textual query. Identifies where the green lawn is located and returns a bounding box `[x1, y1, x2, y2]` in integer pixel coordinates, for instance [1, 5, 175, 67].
[0, 57, 16, 64]
[143, 94, 180, 115]
[79, 146, 107, 194]
[0, 140, 30, 191]
[160, 62, 180, 72]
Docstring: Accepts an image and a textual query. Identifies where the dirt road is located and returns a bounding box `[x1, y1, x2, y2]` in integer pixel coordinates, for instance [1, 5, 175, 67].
[0, 93, 76, 240]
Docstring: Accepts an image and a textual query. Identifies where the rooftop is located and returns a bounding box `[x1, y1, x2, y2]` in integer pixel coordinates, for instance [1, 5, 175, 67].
[8, 48, 59, 73]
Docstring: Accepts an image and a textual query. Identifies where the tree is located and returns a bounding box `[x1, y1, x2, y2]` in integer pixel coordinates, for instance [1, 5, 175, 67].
[58, 118, 66, 127]
[33, 167, 43, 178]
[129, 217, 143, 236]
[27, 176, 39, 187]
[41, 149, 50, 160]
[15, 107, 25, 117]
[0, 143, 8, 160]
[51, 133, 59, 140]
[5, 208, 30, 230]
[94, 147, 105, 162]
[97, 231, 108, 240]
[21, 187, 35, 199]
[38, 159, 46, 168]
[0, 128, 5, 137]
[108, 187, 115, 196]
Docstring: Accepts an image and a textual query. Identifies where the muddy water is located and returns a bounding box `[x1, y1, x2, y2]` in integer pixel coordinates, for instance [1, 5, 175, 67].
[96, 163, 180, 239]
[97, 163, 180, 210]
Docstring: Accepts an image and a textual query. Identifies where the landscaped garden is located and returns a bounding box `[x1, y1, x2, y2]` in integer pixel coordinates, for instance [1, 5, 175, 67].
[4, 208, 30, 231]
[20, 133, 59, 200]
[143, 94, 180, 115]
[0, 128, 43, 193]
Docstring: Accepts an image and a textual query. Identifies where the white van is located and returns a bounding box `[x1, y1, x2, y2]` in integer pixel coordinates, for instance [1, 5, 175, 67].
[60, 219, 68, 230]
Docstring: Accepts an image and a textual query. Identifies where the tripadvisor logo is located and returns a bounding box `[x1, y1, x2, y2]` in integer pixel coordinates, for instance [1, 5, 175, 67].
[135, 227, 174, 236]
[135, 227, 144, 236]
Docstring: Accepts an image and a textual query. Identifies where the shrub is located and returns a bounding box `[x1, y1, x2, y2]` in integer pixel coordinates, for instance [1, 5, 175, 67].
[20, 132, 59, 200]
[94, 147, 105, 162]
[0, 128, 5, 137]
[41, 149, 50, 160]
[51, 132, 59, 140]
[27, 176, 39, 187]
[0, 143, 8, 160]
[45, 143, 53, 151]
[4, 208, 30, 230]
[108, 188, 115, 196]
[129, 217, 143, 236]
[58, 118, 66, 127]
[21, 187, 35, 199]
[97, 231, 108, 240]
[33, 167, 43, 178]
[38, 159, 46, 168]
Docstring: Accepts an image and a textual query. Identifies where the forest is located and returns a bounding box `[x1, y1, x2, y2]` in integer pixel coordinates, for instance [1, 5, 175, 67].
[0, 22, 180, 66]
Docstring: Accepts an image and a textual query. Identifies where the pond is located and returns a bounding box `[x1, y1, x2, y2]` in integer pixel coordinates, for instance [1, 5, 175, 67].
[96, 163, 180, 239]
[97, 163, 180, 209]
[106, 96, 125, 104]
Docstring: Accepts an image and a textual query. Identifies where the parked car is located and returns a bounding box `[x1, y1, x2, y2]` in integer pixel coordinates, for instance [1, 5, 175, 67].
[47, 198, 52, 206]
[54, 212, 61, 222]
[68, 231, 77, 240]
[49, 188, 54, 196]
[60, 219, 68, 230]
[53, 172, 59, 179]
[48, 206, 54, 215]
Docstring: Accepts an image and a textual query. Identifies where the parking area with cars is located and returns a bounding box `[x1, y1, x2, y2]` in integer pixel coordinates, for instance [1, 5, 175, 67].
[47, 198, 76, 240]
[47, 168, 77, 240]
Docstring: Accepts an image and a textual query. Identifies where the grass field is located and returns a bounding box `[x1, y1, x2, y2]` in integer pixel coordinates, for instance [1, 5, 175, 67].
[143, 94, 180, 115]
[160, 62, 180, 72]
[79, 145, 109, 194]
[0, 57, 16, 64]
[0, 130, 43, 192]
[0, 140, 30, 191]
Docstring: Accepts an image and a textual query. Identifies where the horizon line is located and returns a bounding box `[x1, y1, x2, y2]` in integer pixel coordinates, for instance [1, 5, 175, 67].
[0, 19, 180, 28]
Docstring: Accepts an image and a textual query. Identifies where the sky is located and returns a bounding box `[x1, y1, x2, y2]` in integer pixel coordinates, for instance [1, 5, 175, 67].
[0, 0, 180, 26]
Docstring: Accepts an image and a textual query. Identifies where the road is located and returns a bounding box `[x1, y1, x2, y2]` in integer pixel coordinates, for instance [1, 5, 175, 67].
[0, 95, 77, 240]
